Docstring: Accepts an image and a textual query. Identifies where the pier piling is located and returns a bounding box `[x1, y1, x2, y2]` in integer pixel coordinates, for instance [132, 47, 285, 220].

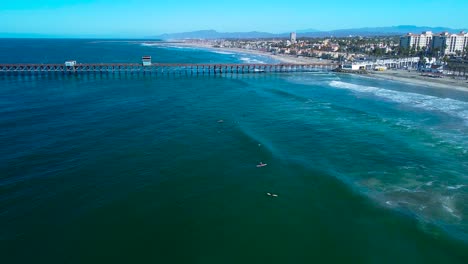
[0, 63, 336, 75]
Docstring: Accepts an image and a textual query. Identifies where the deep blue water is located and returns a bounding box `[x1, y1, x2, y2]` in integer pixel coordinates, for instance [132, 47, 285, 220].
[0, 39, 276, 64]
[0, 39, 467, 263]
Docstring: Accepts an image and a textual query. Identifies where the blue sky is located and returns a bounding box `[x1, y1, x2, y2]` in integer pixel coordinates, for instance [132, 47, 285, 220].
[1, 0, 467, 37]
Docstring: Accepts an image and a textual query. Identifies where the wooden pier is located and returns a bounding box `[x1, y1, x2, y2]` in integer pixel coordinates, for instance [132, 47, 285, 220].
[0, 63, 336, 75]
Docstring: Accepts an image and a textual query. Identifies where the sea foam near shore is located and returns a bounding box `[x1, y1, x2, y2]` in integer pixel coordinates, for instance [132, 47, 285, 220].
[329, 80, 468, 124]
[139, 42, 274, 64]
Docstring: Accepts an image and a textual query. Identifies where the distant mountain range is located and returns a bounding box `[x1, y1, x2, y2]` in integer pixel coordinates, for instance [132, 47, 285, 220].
[152, 25, 467, 40]
[2, 25, 465, 39]
[153, 30, 284, 40]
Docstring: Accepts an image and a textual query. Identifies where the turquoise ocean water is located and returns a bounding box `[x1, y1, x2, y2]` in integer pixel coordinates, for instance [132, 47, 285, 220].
[0, 39, 467, 263]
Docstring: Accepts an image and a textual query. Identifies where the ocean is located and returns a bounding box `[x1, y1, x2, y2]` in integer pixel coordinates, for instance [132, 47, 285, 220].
[0, 39, 467, 263]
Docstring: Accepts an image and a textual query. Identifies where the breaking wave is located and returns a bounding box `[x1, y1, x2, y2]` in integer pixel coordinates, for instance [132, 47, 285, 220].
[140, 43, 159, 47]
[329, 81, 468, 124]
[240, 57, 266, 64]
[211, 50, 235, 55]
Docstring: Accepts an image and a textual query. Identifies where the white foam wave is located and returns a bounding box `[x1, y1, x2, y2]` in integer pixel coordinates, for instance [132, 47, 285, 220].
[425, 181, 434, 186]
[164, 45, 195, 50]
[212, 50, 235, 55]
[440, 196, 462, 219]
[240, 57, 266, 64]
[446, 185, 465, 190]
[140, 43, 196, 50]
[329, 81, 468, 123]
[140, 43, 159, 47]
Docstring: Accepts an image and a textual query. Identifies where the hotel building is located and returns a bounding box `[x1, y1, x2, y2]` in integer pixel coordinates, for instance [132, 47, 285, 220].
[290, 32, 297, 44]
[432, 32, 468, 55]
[400, 31, 468, 55]
[399, 31, 434, 50]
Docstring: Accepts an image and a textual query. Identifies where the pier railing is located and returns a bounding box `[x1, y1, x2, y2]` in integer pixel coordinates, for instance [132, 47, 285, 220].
[0, 63, 336, 75]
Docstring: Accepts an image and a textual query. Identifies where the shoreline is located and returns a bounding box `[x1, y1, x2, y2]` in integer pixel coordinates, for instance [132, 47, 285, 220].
[147, 41, 468, 92]
[367, 70, 468, 92]
[154, 41, 335, 65]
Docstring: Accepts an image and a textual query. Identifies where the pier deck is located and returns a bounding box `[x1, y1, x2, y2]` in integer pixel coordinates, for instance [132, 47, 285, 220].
[0, 63, 336, 75]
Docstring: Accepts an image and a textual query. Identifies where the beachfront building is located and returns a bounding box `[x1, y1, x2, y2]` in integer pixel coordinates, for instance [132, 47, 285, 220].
[432, 31, 468, 55]
[341, 62, 366, 71]
[400, 31, 434, 50]
[290, 32, 297, 44]
[141, 56, 152, 66]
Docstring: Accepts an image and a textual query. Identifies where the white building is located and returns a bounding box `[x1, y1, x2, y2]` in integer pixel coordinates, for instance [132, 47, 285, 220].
[432, 31, 468, 55]
[64, 60, 77, 67]
[342, 62, 366, 71]
[142, 56, 152, 66]
[400, 31, 433, 50]
[342, 57, 420, 71]
[290, 32, 297, 44]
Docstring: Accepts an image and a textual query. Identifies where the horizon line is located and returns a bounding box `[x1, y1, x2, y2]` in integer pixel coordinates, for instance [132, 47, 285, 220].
[1, 25, 467, 39]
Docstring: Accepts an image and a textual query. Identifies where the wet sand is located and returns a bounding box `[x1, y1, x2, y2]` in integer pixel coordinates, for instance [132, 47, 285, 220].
[154, 41, 335, 65]
[369, 70, 468, 92]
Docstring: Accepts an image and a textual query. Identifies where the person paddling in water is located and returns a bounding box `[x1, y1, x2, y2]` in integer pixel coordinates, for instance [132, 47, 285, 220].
[257, 162, 267, 167]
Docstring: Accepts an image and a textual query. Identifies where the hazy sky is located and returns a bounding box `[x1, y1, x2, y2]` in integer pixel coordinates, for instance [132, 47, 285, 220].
[1, 0, 467, 37]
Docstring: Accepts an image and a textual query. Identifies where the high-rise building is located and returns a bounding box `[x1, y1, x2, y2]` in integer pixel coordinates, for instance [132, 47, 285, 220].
[399, 31, 433, 50]
[290, 32, 297, 44]
[432, 31, 468, 55]
[400, 31, 468, 55]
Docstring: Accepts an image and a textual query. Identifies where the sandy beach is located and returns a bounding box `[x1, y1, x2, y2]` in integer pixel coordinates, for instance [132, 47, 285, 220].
[368, 70, 468, 91]
[152, 41, 335, 65]
[150, 41, 468, 92]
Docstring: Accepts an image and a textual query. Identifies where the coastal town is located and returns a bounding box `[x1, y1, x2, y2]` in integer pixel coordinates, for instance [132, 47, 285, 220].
[179, 30, 468, 86]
